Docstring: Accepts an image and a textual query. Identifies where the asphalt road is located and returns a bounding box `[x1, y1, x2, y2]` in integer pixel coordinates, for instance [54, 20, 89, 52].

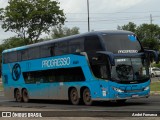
[0, 95, 160, 117]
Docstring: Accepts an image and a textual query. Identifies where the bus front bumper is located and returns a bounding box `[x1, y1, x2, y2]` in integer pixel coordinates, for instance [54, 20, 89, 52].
[92, 94, 150, 101]
[92, 90, 150, 101]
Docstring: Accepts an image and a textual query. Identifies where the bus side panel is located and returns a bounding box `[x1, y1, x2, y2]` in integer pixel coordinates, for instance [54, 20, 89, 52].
[2, 63, 15, 99]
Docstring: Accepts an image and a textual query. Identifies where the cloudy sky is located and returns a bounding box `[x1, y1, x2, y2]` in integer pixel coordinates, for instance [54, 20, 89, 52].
[0, 0, 160, 42]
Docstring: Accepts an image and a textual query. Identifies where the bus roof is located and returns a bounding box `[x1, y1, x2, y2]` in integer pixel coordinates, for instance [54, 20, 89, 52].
[2, 30, 133, 53]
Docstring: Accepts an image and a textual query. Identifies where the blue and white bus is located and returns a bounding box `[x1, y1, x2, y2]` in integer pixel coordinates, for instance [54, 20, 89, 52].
[2, 30, 159, 105]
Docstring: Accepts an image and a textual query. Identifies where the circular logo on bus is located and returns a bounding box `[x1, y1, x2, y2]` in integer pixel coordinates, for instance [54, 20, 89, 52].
[12, 63, 21, 81]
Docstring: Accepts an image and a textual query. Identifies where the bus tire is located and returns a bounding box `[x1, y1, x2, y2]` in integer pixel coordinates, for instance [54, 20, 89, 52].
[22, 89, 29, 103]
[83, 88, 92, 106]
[15, 89, 22, 102]
[69, 88, 80, 105]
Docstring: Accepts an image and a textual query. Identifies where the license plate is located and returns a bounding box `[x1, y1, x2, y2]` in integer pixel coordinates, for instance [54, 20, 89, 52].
[132, 95, 139, 98]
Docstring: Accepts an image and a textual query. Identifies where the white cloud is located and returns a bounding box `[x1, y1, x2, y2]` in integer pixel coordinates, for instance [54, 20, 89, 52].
[59, 0, 144, 13]
[0, 0, 8, 8]
[58, 0, 87, 13]
[0, 0, 160, 41]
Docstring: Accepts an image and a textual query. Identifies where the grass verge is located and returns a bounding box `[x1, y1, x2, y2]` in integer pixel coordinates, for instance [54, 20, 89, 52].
[0, 83, 3, 91]
[150, 82, 160, 91]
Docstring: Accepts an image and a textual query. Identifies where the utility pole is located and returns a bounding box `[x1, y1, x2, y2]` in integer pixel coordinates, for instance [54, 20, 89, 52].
[150, 14, 153, 24]
[87, 0, 90, 32]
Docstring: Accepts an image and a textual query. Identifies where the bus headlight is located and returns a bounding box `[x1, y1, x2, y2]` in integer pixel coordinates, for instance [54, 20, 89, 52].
[113, 87, 124, 93]
[144, 86, 149, 91]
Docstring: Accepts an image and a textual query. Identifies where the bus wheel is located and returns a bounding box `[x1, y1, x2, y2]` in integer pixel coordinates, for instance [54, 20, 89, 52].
[69, 88, 80, 105]
[15, 89, 22, 102]
[22, 89, 29, 103]
[83, 88, 92, 105]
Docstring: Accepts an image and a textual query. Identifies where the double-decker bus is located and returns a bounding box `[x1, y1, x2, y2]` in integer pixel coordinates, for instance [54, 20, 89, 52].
[2, 30, 158, 105]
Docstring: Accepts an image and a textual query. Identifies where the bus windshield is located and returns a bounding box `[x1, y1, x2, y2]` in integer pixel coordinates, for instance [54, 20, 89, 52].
[102, 34, 142, 54]
[111, 57, 149, 83]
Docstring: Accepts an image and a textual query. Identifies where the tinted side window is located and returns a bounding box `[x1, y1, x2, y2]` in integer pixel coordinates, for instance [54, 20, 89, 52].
[69, 38, 84, 53]
[23, 67, 85, 84]
[55, 42, 68, 55]
[21, 50, 28, 60]
[84, 35, 103, 51]
[3, 53, 8, 63]
[40, 45, 52, 58]
[11, 51, 17, 62]
[28, 47, 40, 59]
[17, 51, 22, 61]
[3, 52, 18, 63]
[154, 68, 160, 71]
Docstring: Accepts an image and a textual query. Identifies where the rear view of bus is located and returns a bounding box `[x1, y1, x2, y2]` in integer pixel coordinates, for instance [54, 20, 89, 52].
[1, 30, 159, 105]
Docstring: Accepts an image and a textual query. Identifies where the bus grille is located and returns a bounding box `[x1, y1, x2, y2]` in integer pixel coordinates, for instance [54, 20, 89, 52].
[125, 89, 143, 93]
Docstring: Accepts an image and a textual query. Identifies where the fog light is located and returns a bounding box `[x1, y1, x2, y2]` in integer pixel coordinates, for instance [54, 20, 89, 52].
[144, 86, 149, 91]
[113, 87, 124, 93]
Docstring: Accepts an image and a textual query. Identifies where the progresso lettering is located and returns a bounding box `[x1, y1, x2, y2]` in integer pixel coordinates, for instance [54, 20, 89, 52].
[118, 50, 138, 54]
[42, 57, 70, 68]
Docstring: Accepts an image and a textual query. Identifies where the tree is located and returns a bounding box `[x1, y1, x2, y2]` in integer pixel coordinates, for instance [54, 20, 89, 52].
[51, 26, 80, 39]
[0, 0, 65, 44]
[118, 22, 160, 50]
[0, 37, 26, 50]
[0, 8, 3, 20]
[117, 22, 137, 33]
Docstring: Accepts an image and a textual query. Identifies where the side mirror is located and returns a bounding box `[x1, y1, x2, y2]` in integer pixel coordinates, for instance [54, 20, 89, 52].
[96, 51, 115, 66]
[144, 50, 159, 64]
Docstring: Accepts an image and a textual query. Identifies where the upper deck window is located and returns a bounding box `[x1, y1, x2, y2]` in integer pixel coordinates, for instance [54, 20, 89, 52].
[84, 35, 103, 52]
[102, 34, 142, 54]
[55, 42, 68, 55]
[3, 52, 17, 63]
[68, 37, 84, 53]
[40, 45, 52, 58]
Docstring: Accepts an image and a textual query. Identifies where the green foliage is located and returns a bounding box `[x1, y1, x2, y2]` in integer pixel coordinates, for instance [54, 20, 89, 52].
[0, 0, 65, 44]
[0, 83, 3, 91]
[118, 22, 160, 50]
[0, 8, 3, 20]
[136, 24, 160, 50]
[0, 37, 26, 50]
[150, 82, 160, 91]
[152, 63, 160, 68]
[0, 37, 26, 57]
[51, 26, 80, 39]
[117, 22, 137, 33]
